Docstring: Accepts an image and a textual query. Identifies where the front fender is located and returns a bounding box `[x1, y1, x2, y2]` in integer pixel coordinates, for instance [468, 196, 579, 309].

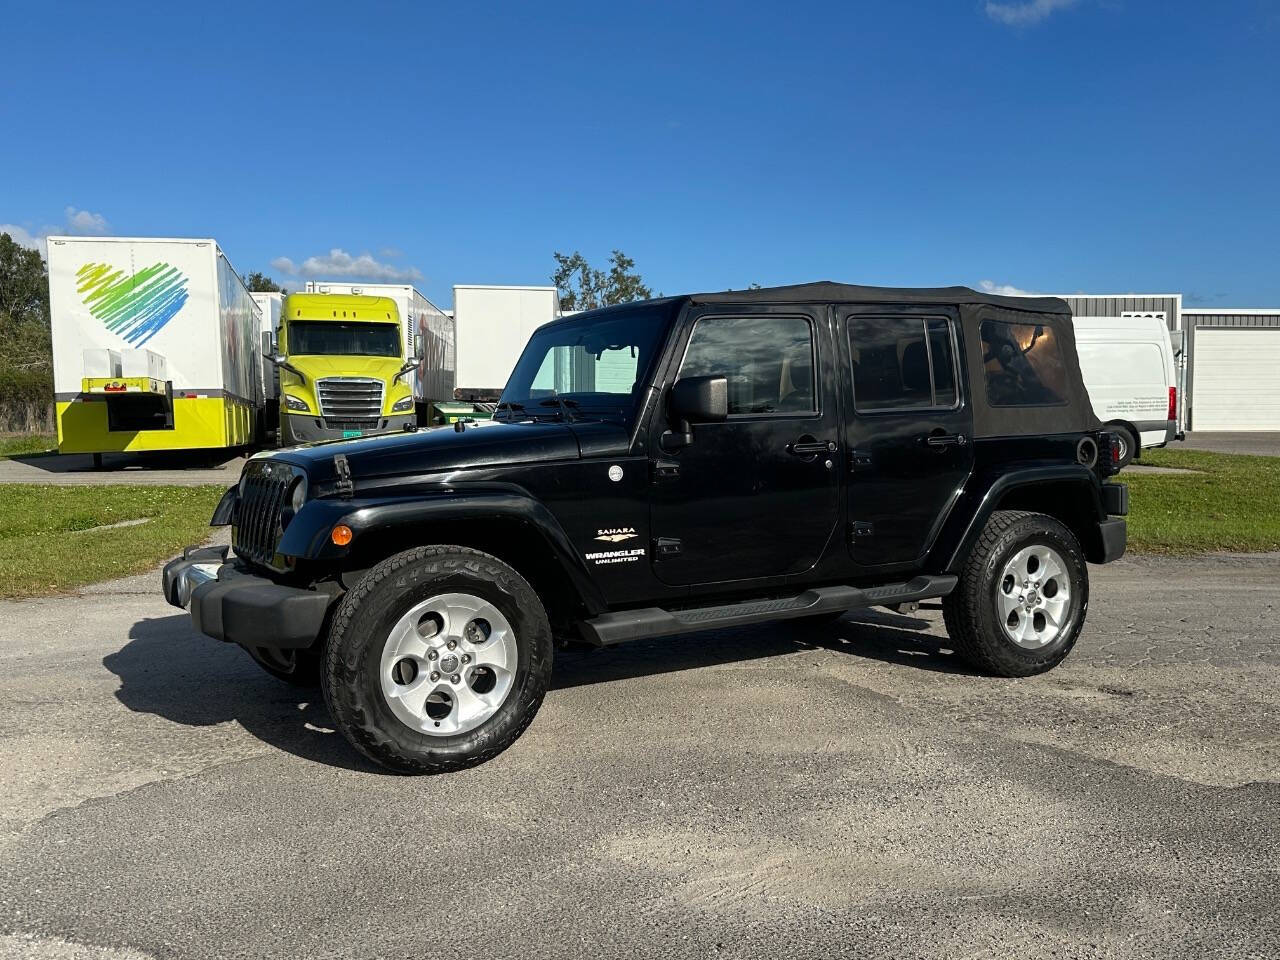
[277, 485, 607, 614]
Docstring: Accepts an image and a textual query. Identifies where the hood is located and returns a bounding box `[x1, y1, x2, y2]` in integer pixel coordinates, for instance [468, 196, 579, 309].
[270, 419, 587, 491]
[287, 354, 405, 381]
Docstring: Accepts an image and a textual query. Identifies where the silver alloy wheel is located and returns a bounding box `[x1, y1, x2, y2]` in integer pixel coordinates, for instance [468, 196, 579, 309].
[1115, 431, 1131, 464]
[996, 544, 1072, 649]
[379, 592, 517, 736]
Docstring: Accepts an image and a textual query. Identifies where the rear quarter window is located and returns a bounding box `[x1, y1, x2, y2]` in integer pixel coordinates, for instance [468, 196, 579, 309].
[980, 319, 1069, 407]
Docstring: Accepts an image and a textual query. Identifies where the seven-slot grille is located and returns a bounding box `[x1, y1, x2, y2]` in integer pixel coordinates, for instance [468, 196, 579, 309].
[318, 376, 383, 429]
[233, 460, 296, 566]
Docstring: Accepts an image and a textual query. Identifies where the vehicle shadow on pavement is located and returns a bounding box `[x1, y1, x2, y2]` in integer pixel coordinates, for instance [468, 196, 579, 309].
[552, 604, 983, 690]
[109, 608, 978, 771]
[107, 615, 388, 775]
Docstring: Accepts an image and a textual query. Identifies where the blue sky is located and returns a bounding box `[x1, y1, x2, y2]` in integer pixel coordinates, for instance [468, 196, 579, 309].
[2, 0, 1277, 307]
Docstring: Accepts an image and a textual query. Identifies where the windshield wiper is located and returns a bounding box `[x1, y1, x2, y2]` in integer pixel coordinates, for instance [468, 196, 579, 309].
[494, 401, 534, 422]
[537, 396, 578, 423]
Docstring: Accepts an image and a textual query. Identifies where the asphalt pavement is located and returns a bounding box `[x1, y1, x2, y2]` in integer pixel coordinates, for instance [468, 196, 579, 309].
[0, 450, 246, 486]
[1, 552, 1277, 959]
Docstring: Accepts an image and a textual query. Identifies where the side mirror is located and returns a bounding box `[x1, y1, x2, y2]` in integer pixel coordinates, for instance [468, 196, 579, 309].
[393, 358, 417, 385]
[268, 354, 306, 385]
[667, 375, 727, 447]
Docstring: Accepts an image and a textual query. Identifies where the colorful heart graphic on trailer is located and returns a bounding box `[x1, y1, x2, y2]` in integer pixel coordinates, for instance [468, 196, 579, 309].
[76, 261, 189, 347]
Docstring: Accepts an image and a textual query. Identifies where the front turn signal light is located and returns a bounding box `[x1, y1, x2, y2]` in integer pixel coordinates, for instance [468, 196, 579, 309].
[331, 524, 353, 546]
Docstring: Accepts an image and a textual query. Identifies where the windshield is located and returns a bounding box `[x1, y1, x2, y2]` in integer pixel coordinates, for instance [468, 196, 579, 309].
[288, 321, 401, 357]
[498, 306, 673, 425]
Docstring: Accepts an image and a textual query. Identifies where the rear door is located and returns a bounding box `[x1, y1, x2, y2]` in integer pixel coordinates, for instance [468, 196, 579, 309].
[647, 305, 841, 586]
[837, 306, 974, 569]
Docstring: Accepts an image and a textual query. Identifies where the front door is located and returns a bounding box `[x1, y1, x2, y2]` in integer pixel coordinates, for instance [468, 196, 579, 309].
[649, 307, 841, 586]
[838, 307, 975, 568]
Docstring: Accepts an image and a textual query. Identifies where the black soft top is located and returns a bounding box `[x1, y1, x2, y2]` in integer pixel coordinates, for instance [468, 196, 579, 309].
[562, 281, 1097, 438]
[689, 281, 1070, 315]
[685, 282, 1096, 438]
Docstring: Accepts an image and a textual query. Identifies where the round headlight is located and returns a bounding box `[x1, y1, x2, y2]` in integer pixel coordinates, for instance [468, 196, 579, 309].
[290, 477, 307, 513]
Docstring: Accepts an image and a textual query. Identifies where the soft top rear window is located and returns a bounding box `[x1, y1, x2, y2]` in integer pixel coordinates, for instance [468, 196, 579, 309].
[980, 319, 1069, 407]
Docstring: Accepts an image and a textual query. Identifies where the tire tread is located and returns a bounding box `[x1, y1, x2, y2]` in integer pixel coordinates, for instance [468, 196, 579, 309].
[321, 545, 552, 774]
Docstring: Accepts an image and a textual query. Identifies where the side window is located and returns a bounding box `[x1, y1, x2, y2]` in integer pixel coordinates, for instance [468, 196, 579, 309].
[849, 316, 959, 411]
[679, 315, 816, 415]
[980, 320, 1068, 407]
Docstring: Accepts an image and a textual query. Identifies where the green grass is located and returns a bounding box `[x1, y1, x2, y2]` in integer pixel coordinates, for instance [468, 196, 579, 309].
[0, 484, 225, 598]
[1125, 448, 1280, 554]
[0, 433, 56, 458]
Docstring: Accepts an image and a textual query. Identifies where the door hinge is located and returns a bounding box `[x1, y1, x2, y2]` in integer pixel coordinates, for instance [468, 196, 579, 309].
[650, 459, 681, 482]
[849, 449, 873, 472]
[652, 537, 683, 558]
[850, 521, 875, 540]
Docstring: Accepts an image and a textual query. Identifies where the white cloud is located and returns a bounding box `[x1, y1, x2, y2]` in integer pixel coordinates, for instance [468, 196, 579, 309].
[64, 206, 109, 234]
[980, 279, 1039, 296]
[985, 0, 1078, 26]
[1, 206, 111, 255]
[0, 224, 45, 253]
[271, 248, 424, 283]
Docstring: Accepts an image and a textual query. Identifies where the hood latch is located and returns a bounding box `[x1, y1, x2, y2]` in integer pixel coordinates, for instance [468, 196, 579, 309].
[333, 453, 354, 499]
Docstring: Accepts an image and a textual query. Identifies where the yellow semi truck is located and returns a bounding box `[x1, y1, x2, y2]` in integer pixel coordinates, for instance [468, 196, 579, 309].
[271, 293, 422, 444]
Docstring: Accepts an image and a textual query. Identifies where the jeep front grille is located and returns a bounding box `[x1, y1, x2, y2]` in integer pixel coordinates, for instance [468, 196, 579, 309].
[318, 377, 383, 429]
[233, 460, 296, 567]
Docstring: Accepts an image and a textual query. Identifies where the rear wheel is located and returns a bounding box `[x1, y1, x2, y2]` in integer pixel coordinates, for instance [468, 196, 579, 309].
[322, 545, 553, 773]
[943, 510, 1088, 677]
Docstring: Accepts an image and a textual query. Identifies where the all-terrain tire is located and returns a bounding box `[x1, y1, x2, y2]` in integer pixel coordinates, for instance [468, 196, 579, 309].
[321, 545, 554, 774]
[246, 646, 323, 687]
[942, 510, 1089, 677]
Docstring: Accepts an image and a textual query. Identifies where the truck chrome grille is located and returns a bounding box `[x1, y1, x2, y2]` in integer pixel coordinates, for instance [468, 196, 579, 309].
[233, 460, 297, 567]
[318, 377, 383, 428]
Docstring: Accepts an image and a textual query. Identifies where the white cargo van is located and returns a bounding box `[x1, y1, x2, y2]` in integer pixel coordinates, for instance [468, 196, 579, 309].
[1073, 315, 1181, 467]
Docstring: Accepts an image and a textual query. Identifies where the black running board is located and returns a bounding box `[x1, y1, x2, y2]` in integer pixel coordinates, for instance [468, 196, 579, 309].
[577, 575, 957, 647]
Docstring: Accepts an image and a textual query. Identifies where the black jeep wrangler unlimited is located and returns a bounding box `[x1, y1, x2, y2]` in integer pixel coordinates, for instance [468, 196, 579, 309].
[164, 282, 1127, 773]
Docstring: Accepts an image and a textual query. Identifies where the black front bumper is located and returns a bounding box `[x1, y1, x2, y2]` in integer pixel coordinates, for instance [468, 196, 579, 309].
[162, 546, 334, 650]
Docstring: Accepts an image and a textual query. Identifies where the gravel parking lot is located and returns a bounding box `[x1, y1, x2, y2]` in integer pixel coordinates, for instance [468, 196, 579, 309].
[1, 554, 1277, 959]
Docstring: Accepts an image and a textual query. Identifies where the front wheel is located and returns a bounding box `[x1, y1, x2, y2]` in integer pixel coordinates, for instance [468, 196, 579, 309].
[943, 510, 1088, 677]
[322, 545, 553, 773]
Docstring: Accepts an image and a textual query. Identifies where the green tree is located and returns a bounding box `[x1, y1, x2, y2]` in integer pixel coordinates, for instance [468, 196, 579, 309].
[552, 249, 652, 312]
[244, 271, 286, 294]
[0, 233, 53, 411]
[0, 233, 50, 329]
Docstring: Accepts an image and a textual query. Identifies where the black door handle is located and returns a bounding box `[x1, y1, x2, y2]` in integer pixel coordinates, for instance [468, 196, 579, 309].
[925, 433, 968, 448]
[789, 439, 835, 456]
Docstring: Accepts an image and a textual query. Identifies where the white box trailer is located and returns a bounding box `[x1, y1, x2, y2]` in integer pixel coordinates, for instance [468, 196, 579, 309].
[452, 285, 560, 400]
[48, 236, 264, 457]
[303, 281, 455, 406]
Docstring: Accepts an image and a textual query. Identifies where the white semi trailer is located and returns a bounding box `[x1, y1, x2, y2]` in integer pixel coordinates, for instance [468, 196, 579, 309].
[47, 236, 263, 464]
[452, 285, 560, 401]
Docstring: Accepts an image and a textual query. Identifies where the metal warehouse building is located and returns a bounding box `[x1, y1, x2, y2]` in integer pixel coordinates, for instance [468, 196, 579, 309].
[1055, 294, 1280, 432]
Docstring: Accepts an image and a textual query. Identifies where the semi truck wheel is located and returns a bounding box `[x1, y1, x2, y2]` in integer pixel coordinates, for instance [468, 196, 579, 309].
[322, 545, 553, 773]
[942, 510, 1088, 677]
